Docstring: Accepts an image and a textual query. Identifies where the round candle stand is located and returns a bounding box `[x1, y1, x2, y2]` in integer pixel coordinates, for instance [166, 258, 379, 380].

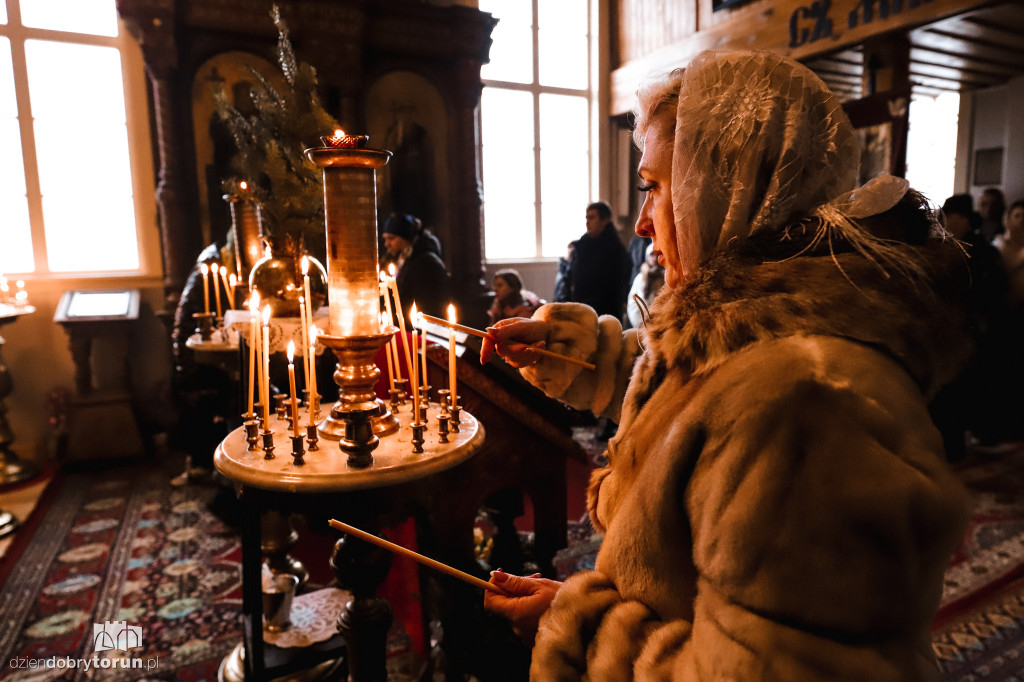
[214, 405, 483, 682]
[316, 330, 400, 446]
[192, 311, 216, 340]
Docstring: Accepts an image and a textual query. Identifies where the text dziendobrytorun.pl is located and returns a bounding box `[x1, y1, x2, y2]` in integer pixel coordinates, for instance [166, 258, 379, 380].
[8, 656, 160, 671]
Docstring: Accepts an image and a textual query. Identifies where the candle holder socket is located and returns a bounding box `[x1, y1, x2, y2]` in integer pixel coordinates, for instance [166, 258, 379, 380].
[436, 389, 451, 415]
[306, 424, 319, 451]
[244, 419, 260, 451]
[261, 430, 276, 460]
[411, 421, 426, 454]
[275, 395, 289, 420]
[290, 435, 305, 466]
[450, 405, 461, 433]
[193, 312, 216, 341]
[389, 387, 402, 413]
[436, 413, 450, 444]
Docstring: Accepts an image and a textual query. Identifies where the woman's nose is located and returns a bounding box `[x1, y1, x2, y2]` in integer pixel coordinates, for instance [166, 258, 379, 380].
[635, 203, 653, 238]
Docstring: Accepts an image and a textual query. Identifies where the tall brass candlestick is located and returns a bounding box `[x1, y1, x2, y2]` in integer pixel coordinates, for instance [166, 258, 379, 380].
[306, 146, 392, 337]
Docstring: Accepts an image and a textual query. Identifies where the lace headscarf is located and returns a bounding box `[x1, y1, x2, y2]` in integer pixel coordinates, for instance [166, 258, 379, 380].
[639, 50, 912, 277]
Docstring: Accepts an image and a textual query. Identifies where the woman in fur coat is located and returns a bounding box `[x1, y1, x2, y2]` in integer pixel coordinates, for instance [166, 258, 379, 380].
[481, 50, 974, 681]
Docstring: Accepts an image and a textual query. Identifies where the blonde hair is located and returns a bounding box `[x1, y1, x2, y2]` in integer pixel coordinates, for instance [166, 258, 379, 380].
[631, 68, 684, 149]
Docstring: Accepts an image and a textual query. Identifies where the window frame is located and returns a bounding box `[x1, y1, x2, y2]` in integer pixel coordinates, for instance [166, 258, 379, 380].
[1, 0, 159, 283]
[480, 0, 594, 263]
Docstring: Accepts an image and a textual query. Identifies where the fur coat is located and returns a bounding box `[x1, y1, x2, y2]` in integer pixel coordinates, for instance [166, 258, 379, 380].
[519, 216, 975, 680]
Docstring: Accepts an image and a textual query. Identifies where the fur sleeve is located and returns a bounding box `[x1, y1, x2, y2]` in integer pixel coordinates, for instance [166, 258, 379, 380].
[520, 303, 639, 421]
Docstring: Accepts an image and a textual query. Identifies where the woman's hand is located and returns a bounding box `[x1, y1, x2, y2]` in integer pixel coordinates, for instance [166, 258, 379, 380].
[480, 317, 550, 367]
[484, 570, 562, 646]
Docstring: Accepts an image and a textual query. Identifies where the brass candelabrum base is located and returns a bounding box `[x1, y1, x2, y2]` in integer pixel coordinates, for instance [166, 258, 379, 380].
[316, 330, 400, 468]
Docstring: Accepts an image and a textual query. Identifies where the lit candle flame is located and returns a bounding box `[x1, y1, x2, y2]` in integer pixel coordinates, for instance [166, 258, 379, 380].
[388, 263, 396, 277]
[287, 339, 295, 362]
[302, 255, 309, 276]
[229, 273, 237, 287]
[310, 324, 318, 342]
[448, 303, 456, 324]
[410, 302, 418, 327]
[334, 128, 344, 138]
[262, 305, 271, 326]
[379, 271, 387, 283]
[239, 180, 248, 190]
[250, 290, 260, 313]
[201, 263, 209, 275]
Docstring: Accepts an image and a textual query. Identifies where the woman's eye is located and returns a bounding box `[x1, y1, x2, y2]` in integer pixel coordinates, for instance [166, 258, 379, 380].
[636, 182, 656, 193]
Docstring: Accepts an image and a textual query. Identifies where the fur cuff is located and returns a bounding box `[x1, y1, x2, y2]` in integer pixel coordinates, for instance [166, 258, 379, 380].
[521, 304, 624, 416]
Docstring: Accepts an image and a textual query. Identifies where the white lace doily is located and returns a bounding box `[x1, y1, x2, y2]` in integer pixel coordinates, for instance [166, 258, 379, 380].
[225, 308, 331, 356]
[263, 587, 350, 649]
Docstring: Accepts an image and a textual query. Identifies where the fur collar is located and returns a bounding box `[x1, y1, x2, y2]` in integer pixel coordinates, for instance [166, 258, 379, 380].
[637, 229, 975, 405]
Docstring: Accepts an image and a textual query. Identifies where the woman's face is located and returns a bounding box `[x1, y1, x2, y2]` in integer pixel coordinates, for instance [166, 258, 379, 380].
[634, 122, 684, 288]
[492, 276, 513, 301]
[1006, 206, 1024, 237]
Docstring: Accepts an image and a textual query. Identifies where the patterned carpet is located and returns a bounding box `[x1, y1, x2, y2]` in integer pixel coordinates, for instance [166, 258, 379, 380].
[0, 462, 242, 680]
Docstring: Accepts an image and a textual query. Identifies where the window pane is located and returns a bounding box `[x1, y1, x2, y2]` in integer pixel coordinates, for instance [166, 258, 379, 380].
[34, 120, 132, 196]
[44, 193, 138, 272]
[480, 0, 533, 84]
[0, 38, 15, 118]
[541, 150, 589, 257]
[0, 196, 34, 273]
[0, 2, 6, 24]
[482, 88, 536, 259]
[25, 40, 125, 122]
[21, 0, 118, 37]
[540, 94, 588, 153]
[539, 31, 587, 89]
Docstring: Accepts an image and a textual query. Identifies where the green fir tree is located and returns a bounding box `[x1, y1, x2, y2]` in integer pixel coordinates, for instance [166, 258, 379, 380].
[215, 5, 339, 245]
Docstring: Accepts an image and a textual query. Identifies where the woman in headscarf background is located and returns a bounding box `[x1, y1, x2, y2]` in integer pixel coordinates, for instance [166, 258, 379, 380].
[481, 50, 976, 680]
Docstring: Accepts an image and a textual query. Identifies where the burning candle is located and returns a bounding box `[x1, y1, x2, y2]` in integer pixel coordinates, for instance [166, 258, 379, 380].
[410, 302, 420, 424]
[228, 273, 238, 308]
[247, 292, 260, 418]
[212, 264, 223, 318]
[287, 340, 300, 438]
[447, 303, 458, 408]
[262, 305, 271, 427]
[388, 267, 414, 385]
[380, 272, 404, 386]
[381, 312, 396, 391]
[200, 263, 210, 314]
[299, 295, 310, 393]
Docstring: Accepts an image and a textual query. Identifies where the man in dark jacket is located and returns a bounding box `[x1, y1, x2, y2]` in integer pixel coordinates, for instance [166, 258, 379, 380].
[555, 202, 631, 319]
[381, 213, 451, 324]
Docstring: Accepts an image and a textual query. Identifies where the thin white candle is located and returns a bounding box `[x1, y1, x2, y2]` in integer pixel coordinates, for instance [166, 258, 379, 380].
[213, 264, 223, 318]
[419, 311, 428, 390]
[247, 292, 260, 418]
[388, 267, 414, 389]
[298, 295, 310, 393]
[262, 305, 272, 427]
[410, 302, 420, 423]
[308, 323, 319, 427]
[447, 303, 457, 409]
[287, 340, 299, 438]
[381, 311, 396, 392]
[380, 272, 403, 385]
[200, 263, 210, 314]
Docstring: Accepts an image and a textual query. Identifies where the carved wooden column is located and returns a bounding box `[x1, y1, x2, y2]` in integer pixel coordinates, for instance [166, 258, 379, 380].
[451, 57, 489, 328]
[118, 2, 203, 315]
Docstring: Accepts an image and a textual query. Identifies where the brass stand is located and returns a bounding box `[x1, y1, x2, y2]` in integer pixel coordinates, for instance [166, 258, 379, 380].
[0, 328, 40, 489]
[316, 331, 399, 467]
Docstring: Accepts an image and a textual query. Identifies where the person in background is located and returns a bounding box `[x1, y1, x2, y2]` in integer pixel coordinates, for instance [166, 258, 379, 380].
[380, 212, 450, 322]
[488, 269, 543, 324]
[558, 202, 632, 319]
[978, 187, 1006, 243]
[480, 49, 977, 680]
[625, 241, 665, 329]
[995, 199, 1024, 307]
